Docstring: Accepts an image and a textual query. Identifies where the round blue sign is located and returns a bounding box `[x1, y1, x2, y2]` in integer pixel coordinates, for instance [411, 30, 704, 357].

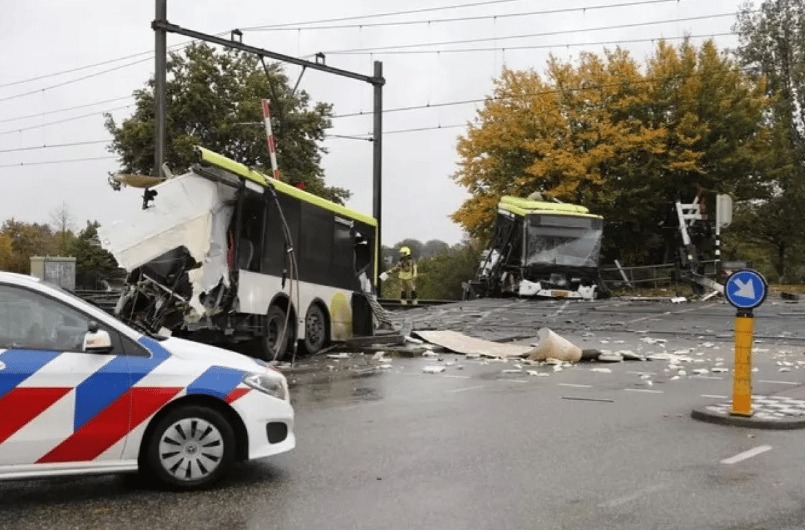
[724, 269, 768, 310]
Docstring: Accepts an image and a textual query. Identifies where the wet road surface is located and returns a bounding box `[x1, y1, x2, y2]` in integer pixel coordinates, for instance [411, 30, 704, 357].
[4, 297, 805, 529]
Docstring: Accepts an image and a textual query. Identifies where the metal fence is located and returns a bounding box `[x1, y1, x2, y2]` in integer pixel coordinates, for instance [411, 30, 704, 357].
[600, 260, 721, 290]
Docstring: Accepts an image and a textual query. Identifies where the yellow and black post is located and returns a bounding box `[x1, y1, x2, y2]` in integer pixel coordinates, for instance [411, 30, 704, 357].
[723, 269, 768, 418]
[731, 309, 754, 416]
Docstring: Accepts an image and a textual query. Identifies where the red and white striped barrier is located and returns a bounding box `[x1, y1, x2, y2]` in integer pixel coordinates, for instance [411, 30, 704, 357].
[261, 99, 282, 181]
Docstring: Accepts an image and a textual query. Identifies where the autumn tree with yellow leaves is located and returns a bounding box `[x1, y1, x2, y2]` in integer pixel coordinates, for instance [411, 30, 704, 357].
[453, 40, 774, 265]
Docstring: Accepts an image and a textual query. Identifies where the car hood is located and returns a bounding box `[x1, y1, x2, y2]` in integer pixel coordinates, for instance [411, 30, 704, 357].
[159, 336, 266, 373]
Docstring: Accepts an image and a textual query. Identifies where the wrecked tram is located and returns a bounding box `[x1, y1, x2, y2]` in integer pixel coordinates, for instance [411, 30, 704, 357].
[464, 195, 605, 300]
[99, 147, 377, 360]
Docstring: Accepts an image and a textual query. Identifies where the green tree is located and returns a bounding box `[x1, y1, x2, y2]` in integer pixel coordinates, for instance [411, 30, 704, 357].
[105, 42, 349, 203]
[69, 221, 119, 290]
[452, 40, 773, 265]
[733, 0, 805, 280]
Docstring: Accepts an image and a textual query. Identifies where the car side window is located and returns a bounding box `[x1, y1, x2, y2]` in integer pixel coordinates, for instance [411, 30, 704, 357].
[0, 284, 108, 353]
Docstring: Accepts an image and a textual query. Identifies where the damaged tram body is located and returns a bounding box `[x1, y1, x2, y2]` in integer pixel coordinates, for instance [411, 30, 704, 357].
[464, 196, 604, 300]
[99, 147, 377, 360]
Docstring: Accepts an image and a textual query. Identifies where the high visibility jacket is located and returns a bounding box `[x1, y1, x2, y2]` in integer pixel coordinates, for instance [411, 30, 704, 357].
[394, 257, 417, 280]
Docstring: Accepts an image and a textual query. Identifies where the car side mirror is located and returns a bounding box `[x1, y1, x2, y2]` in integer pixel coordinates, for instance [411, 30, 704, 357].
[83, 329, 113, 354]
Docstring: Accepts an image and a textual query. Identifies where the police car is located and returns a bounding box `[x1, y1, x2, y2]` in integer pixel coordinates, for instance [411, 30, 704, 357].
[0, 272, 294, 489]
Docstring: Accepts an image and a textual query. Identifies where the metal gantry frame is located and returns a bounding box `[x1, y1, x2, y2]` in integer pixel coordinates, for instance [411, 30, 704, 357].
[152, 0, 386, 290]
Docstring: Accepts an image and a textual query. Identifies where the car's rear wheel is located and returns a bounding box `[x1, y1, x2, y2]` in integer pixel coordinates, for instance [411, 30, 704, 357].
[145, 405, 235, 490]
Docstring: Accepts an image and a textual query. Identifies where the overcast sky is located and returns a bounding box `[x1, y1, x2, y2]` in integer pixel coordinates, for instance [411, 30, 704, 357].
[1, 0, 752, 246]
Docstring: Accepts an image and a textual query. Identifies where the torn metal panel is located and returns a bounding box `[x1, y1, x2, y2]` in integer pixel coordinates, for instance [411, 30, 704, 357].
[99, 172, 235, 318]
[413, 330, 532, 358]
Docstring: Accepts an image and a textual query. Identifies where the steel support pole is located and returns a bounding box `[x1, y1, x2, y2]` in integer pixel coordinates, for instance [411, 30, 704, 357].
[154, 0, 167, 178]
[372, 61, 383, 295]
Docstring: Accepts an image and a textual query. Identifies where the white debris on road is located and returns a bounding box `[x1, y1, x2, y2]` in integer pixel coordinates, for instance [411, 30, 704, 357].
[591, 367, 612, 373]
[372, 351, 386, 361]
[422, 365, 446, 374]
[711, 367, 728, 373]
[327, 353, 350, 360]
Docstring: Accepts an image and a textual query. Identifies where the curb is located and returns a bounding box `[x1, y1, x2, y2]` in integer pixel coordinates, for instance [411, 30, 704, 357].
[691, 406, 805, 430]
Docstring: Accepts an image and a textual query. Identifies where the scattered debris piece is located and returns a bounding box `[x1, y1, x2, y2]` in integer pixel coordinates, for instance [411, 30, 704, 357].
[413, 330, 532, 358]
[372, 351, 386, 361]
[678, 370, 687, 376]
[701, 342, 716, 348]
[779, 367, 792, 373]
[582, 332, 596, 338]
[527, 370, 549, 377]
[527, 328, 582, 362]
[422, 351, 439, 358]
[502, 369, 523, 374]
[711, 367, 728, 373]
[671, 297, 687, 303]
[591, 367, 612, 373]
[422, 365, 446, 374]
[327, 353, 350, 360]
[693, 368, 709, 375]
[598, 352, 624, 363]
[641, 337, 667, 345]
[639, 374, 652, 380]
[647, 353, 673, 361]
[377, 364, 393, 370]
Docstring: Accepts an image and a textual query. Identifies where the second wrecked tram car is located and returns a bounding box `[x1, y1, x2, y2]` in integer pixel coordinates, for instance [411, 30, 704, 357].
[99, 147, 378, 360]
[464, 196, 605, 300]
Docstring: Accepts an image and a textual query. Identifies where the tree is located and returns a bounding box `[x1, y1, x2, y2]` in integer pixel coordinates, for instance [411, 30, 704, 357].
[49, 202, 75, 256]
[733, 0, 805, 279]
[452, 40, 773, 265]
[69, 221, 119, 290]
[105, 43, 349, 204]
[0, 220, 57, 273]
[422, 239, 450, 258]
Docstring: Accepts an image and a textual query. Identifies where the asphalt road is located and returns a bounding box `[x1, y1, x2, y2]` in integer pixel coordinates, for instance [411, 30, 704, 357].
[4, 297, 805, 530]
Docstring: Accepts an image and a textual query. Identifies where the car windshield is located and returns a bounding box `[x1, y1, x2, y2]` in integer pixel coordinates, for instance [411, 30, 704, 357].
[524, 214, 603, 268]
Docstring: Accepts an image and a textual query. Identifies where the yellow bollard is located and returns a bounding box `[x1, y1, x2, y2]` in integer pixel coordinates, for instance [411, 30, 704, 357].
[730, 314, 754, 417]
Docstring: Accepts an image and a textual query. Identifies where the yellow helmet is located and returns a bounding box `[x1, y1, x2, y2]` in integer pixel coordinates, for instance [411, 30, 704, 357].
[399, 246, 411, 257]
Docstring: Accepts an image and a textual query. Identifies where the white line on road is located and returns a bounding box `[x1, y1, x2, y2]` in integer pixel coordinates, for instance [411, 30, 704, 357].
[553, 300, 570, 316]
[758, 380, 799, 385]
[444, 375, 471, 379]
[691, 375, 723, 380]
[627, 371, 656, 376]
[701, 394, 728, 399]
[721, 445, 772, 465]
[446, 385, 485, 394]
[506, 379, 529, 384]
[559, 383, 593, 388]
[624, 388, 664, 394]
[599, 484, 668, 508]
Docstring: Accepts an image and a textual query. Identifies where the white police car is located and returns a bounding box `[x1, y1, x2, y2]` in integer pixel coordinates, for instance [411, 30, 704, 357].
[0, 272, 294, 489]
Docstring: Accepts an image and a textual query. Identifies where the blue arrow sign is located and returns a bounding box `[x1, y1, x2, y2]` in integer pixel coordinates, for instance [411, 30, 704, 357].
[724, 269, 768, 310]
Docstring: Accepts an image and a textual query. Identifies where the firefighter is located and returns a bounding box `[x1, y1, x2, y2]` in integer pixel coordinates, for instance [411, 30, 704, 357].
[388, 246, 418, 305]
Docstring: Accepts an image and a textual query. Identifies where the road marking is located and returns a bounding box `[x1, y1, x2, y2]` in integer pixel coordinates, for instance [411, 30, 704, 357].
[627, 371, 656, 376]
[758, 380, 798, 385]
[553, 301, 571, 316]
[626, 303, 717, 324]
[721, 445, 772, 465]
[691, 375, 723, 380]
[562, 396, 615, 403]
[701, 394, 728, 399]
[559, 383, 593, 388]
[444, 375, 471, 379]
[446, 385, 485, 394]
[506, 379, 529, 384]
[624, 388, 663, 394]
[599, 484, 667, 508]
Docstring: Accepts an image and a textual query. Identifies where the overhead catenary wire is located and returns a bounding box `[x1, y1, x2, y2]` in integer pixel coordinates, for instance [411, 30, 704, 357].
[0, 155, 116, 169]
[0, 96, 134, 125]
[323, 12, 739, 54]
[0, 139, 111, 154]
[0, 57, 152, 104]
[240, 0, 526, 31]
[327, 31, 735, 56]
[245, 0, 682, 32]
[0, 103, 134, 136]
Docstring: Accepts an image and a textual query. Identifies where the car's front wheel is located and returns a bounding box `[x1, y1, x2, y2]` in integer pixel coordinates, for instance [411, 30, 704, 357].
[144, 405, 235, 490]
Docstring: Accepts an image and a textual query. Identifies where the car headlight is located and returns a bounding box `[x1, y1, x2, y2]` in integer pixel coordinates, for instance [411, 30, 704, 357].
[243, 372, 288, 401]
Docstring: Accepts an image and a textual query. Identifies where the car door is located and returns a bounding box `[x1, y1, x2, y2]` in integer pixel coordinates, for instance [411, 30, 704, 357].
[0, 283, 132, 468]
